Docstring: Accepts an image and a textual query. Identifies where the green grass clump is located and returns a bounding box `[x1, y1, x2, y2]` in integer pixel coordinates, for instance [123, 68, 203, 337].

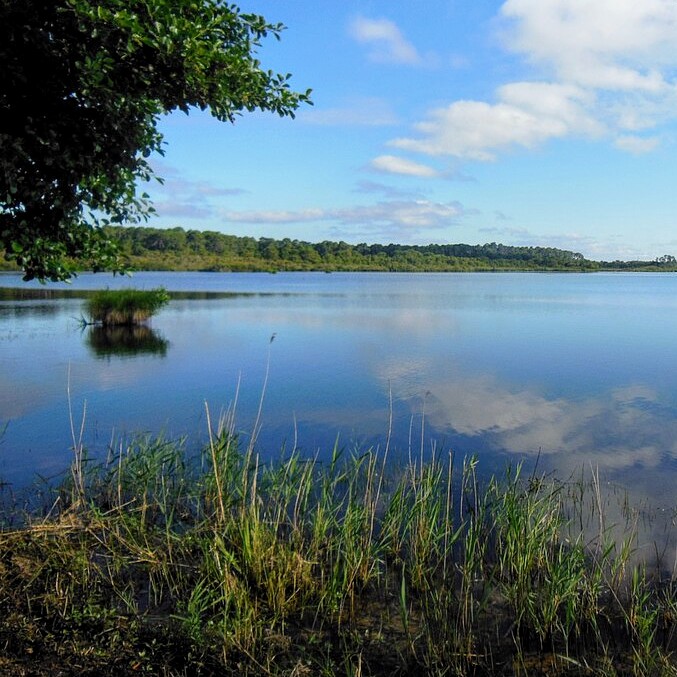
[85, 287, 169, 326]
[1, 429, 676, 676]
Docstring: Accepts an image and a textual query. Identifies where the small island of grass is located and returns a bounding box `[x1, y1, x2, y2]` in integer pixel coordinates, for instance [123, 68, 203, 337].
[85, 287, 169, 326]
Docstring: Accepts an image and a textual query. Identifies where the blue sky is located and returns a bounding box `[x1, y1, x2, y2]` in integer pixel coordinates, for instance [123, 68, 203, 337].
[148, 0, 677, 261]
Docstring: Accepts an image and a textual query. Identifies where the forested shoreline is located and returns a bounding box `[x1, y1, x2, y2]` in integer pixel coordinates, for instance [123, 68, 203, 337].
[3, 225, 677, 274]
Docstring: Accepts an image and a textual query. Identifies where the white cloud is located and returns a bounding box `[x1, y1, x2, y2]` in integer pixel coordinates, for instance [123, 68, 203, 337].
[500, 0, 677, 91]
[221, 199, 467, 237]
[391, 101, 550, 161]
[342, 200, 464, 229]
[349, 16, 423, 65]
[371, 154, 440, 177]
[499, 82, 601, 133]
[153, 201, 214, 219]
[149, 166, 247, 219]
[300, 97, 399, 127]
[353, 180, 423, 200]
[391, 82, 601, 160]
[386, 1, 677, 162]
[614, 134, 661, 154]
[221, 208, 326, 224]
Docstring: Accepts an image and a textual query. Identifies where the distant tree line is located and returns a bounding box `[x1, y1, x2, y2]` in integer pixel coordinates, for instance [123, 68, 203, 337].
[2, 225, 675, 274]
[104, 226, 603, 272]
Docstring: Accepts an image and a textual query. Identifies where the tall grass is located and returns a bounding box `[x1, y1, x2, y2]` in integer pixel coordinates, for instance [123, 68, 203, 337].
[1, 428, 676, 675]
[85, 287, 169, 325]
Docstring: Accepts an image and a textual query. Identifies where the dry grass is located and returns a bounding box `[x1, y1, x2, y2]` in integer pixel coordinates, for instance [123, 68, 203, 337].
[1, 428, 676, 676]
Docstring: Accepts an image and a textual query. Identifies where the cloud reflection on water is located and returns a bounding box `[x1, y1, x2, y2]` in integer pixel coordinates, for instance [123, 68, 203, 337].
[378, 358, 677, 503]
[374, 359, 677, 568]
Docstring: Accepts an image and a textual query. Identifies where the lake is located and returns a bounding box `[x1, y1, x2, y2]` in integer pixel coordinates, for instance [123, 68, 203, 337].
[1, 271, 676, 528]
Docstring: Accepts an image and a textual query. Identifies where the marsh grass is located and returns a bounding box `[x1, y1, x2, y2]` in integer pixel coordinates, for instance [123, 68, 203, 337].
[85, 287, 169, 326]
[1, 427, 676, 675]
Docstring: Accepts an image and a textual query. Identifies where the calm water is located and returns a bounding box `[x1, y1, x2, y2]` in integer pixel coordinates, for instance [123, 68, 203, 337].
[2, 272, 677, 519]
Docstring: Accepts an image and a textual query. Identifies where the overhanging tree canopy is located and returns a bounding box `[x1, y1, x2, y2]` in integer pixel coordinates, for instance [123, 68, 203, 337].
[0, 0, 311, 281]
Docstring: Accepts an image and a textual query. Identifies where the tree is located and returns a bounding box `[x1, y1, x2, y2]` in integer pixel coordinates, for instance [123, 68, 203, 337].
[0, 0, 311, 281]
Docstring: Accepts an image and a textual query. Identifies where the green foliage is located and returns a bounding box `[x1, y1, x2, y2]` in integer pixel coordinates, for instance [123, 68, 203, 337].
[0, 0, 311, 282]
[3, 435, 676, 675]
[109, 225, 605, 272]
[86, 287, 169, 325]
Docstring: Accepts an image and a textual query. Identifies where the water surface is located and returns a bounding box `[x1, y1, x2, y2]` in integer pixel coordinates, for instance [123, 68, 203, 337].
[2, 271, 676, 529]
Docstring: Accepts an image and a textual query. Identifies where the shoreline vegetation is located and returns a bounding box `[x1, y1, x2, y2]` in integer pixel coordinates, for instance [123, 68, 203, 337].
[1, 423, 676, 675]
[2, 226, 677, 275]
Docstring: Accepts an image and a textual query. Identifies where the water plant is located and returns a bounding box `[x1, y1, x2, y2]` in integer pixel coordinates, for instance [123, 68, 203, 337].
[1, 428, 676, 675]
[85, 287, 169, 326]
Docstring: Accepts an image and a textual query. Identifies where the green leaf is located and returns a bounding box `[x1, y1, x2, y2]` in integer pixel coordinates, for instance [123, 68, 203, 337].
[0, 0, 311, 282]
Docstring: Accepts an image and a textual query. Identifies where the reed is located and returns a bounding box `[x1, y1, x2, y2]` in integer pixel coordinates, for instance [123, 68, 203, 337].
[1, 431, 676, 675]
[85, 287, 169, 325]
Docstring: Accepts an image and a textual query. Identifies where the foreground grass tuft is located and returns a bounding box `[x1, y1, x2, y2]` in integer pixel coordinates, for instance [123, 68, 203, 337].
[1, 431, 676, 676]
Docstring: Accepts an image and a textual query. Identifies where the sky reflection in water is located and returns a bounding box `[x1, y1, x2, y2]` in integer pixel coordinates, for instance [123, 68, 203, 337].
[1, 272, 676, 533]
